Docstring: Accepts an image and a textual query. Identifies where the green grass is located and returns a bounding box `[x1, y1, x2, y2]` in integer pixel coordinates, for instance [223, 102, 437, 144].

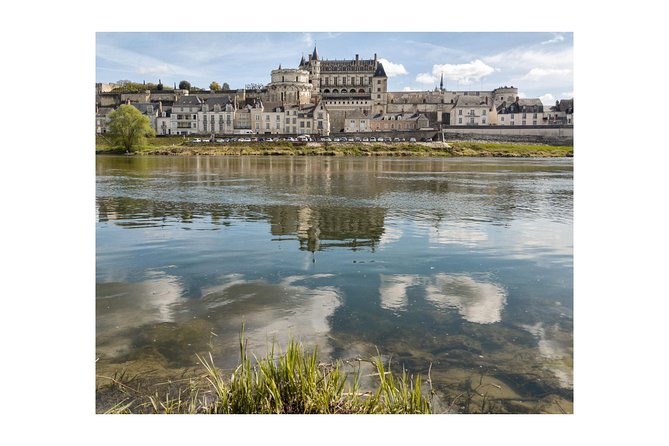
[98, 331, 432, 414]
[96, 135, 572, 157]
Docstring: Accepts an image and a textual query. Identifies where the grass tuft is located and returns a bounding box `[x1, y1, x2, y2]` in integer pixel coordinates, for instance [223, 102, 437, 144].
[98, 330, 432, 414]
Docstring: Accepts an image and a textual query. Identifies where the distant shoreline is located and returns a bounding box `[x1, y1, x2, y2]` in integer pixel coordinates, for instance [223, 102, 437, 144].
[95, 140, 573, 158]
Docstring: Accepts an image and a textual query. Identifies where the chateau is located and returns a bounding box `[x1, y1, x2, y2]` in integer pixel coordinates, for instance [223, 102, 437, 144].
[96, 46, 573, 137]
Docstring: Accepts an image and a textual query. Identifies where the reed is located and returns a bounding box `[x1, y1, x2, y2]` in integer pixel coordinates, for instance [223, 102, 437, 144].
[100, 330, 432, 414]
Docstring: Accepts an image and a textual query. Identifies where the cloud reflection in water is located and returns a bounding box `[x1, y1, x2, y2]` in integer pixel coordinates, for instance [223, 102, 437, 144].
[379, 273, 507, 324]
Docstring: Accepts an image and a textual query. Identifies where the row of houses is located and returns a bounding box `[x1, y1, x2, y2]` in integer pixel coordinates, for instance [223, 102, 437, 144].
[96, 94, 332, 136]
[96, 90, 573, 137]
[449, 96, 574, 126]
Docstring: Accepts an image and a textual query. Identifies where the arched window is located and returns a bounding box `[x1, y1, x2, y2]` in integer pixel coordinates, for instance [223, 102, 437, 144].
[323, 89, 330, 93]
[358, 89, 364, 93]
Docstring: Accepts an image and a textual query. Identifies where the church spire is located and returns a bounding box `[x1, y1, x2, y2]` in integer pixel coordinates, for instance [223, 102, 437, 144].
[312, 45, 318, 61]
[440, 72, 444, 91]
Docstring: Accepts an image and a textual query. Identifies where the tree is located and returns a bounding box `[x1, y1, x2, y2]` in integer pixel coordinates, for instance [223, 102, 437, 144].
[157, 79, 164, 91]
[210, 81, 221, 91]
[179, 80, 191, 90]
[222, 82, 230, 90]
[107, 104, 156, 152]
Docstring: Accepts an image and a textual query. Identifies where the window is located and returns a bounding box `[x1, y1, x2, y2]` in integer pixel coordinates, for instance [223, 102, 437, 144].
[458, 118, 462, 124]
[482, 110, 486, 116]
[458, 110, 462, 115]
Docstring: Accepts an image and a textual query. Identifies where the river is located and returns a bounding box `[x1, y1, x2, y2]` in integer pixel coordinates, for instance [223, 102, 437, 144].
[96, 155, 573, 413]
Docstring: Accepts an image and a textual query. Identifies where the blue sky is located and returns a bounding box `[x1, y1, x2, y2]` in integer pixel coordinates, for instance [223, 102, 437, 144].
[97, 32, 573, 105]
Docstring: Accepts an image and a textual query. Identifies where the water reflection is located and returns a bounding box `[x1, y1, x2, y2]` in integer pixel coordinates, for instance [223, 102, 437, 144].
[425, 274, 507, 324]
[379, 273, 507, 324]
[96, 271, 186, 358]
[96, 155, 573, 412]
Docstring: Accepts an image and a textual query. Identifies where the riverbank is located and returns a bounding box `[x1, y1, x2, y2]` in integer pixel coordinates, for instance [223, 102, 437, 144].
[96, 136, 573, 157]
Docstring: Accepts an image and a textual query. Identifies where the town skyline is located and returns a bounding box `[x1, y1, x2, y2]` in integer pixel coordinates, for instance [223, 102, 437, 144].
[97, 32, 573, 106]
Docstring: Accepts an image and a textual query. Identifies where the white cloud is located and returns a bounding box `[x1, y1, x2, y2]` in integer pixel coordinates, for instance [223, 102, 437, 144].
[302, 32, 314, 47]
[416, 72, 437, 84]
[431, 60, 496, 85]
[402, 86, 421, 92]
[523, 68, 572, 82]
[138, 64, 170, 75]
[540, 93, 556, 105]
[518, 91, 527, 98]
[378, 58, 408, 77]
[485, 47, 573, 70]
[541, 34, 565, 45]
[561, 91, 574, 98]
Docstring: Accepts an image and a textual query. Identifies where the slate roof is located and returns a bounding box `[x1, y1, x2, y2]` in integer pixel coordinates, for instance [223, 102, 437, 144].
[454, 96, 487, 107]
[373, 62, 387, 77]
[175, 95, 203, 105]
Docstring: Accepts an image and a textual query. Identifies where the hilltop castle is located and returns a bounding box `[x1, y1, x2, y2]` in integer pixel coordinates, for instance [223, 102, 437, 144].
[96, 46, 573, 136]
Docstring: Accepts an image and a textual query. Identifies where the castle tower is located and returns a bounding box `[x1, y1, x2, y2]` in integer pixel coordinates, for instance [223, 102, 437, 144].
[267, 68, 313, 105]
[371, 60, 388, 115]
[307, 46, 321, 94]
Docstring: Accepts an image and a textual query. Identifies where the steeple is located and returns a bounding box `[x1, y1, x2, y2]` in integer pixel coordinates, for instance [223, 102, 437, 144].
[311, 45, 318, 61]
[300, 54, 305, 66]
[440, 73, 444, 91]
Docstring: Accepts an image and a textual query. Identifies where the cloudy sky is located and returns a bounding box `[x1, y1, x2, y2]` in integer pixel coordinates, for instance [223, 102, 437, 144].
[97, 32, 573, 105]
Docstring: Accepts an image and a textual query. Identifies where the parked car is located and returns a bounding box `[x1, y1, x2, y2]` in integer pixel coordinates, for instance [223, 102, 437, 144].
[347, 137, 355, 142]
[385, 137, 392, 142]
[425, 137, 433, 142]
[409, 137, 416, 142]
[369, 137, 376, 142]
[321, 137, 331, 142]
[393, 138, 400, 142]
[192, 138, 202, 143]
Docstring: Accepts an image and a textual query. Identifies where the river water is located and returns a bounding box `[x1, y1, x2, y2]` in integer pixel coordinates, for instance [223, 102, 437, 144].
[96, 155, 573, 413]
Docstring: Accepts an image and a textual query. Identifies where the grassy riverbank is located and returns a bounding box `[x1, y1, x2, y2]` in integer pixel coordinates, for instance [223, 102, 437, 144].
[95, 135, 573, 157]
[97, 335, 432, 414]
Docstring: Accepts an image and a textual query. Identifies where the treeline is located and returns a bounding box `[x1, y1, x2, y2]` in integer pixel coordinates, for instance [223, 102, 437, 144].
[111, 80, 231, 93]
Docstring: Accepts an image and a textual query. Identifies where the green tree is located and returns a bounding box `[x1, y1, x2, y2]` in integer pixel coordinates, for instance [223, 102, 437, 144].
[179, 80, 191, 90]
[210, 81, 221, 91]
[222, 82, 230, 90]
[107, 104, 156, 152]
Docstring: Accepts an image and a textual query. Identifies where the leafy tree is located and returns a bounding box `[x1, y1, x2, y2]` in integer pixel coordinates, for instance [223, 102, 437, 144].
[157, 79, 164, 90]
[222, 82, 230, 90]
[107, 104, 156, 151]
[179, 80, 191, 90]
[210, 81, 221, 91]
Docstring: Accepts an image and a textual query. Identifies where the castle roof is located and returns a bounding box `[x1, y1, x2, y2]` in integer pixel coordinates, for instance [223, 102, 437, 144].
[373, 62, 387, 77]
[312, 46, 319, 61]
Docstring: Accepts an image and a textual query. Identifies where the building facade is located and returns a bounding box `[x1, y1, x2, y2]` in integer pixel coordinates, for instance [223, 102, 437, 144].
[96, 46, 572, 137]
